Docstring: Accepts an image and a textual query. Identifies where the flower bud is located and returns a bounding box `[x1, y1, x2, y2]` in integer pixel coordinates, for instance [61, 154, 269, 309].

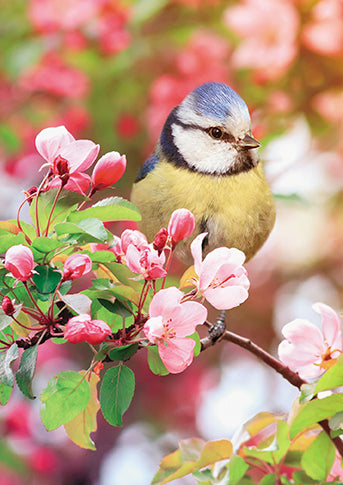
[62, 254, 92, 280]
[64, 314, 112, 344]
[121, 229, 148, 254]
[91, 152, 126, 190]
[153, 228, 168, 255]
[5, 245, 34, 282]
[1, 296, 15, 316]
[168, 209, 195, 246]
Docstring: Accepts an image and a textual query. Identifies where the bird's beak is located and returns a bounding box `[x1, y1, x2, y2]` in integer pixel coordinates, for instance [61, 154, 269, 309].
[240, 134, 261, 149]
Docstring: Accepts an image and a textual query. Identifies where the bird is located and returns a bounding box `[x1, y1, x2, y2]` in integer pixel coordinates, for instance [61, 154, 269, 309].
[131, 82, 275, 264]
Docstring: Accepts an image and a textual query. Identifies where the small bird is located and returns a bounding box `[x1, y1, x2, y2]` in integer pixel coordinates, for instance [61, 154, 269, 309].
[131, 82, 275, 264]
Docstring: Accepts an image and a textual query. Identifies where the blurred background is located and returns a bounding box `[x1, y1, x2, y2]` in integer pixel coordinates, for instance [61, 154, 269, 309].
[0, 0, 343, 483]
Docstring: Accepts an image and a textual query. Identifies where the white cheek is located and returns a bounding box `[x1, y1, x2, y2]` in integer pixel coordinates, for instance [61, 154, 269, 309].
[172, 124, 237, 174]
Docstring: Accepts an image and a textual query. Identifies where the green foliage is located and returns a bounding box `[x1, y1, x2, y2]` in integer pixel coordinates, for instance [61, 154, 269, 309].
[301, 432, 336, 481]
[0, 344, 19, 387]
[100, 364, 135, 426]
[67, 197, 141, 223]
[15, 345, 38, 399]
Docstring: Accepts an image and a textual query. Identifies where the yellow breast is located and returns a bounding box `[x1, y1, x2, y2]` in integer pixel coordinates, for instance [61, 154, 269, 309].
[131, 160, 275, 263]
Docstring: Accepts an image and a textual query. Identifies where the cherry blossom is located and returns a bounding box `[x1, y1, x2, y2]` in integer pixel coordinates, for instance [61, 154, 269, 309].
[90, 236, 123, 262]
[120, 229, 148, 254]
[5, 245, 35, 282]
[144, 287, 207, 373]
[62, 253, 93, 280]
[125, 244, 166, 280]
[64, 314, 112, 344]
[278, 303, 343, 380]
[168, 209, 195, 246]
[91, 151, 127, 190]
[190, 233, 250, 310]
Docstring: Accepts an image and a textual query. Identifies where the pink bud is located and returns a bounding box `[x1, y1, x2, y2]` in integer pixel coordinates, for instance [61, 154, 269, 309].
[1, 296, 15, 315]
[153, 228, 168, 254]
[121, 229, 148, 254]
[168, 209, 195, 246]
[64, 314, 112, 344]
[91, 151, 126, 190]
[5, 245, 34, 282]
[62, 254, 92, 280]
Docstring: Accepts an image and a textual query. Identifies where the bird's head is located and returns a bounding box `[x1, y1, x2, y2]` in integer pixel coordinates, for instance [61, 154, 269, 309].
[159, 82, 260, 175]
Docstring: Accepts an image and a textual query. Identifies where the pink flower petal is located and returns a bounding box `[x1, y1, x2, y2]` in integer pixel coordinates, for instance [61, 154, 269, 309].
[149, 287, 183, 319]
[313, 302, 343, 351]
[278, 340, 321, 367]
[144, 316, 164, 344]
[200, 247, 246, 291]
[59, 139, 100, 172]
[125, 244, 143, 274]
[158, 337, 195, 374]
[281, 319, 325, 355]
[35, 126, 75, 163]
[170, 301, 207, 337]
[190, 232, 207, 276]
[204, 284, 249, 310]
[92, 151, 127, 190]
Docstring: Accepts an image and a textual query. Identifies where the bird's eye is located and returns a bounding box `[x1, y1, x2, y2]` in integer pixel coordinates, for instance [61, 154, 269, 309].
[209, 127, 224, 139]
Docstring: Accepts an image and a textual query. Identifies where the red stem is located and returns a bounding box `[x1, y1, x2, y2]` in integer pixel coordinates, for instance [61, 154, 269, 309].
[44, 183, 63, 236]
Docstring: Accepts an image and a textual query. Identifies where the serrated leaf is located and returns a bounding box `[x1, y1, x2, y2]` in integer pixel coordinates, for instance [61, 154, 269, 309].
[16, 345, 38, 399]
[40, 370, 91, 430]
[108, 344, 139, 362]
[148, 346, 169, 376]
[0, 382, 12, 405]
[60, 293, 92, 315]
[100, 364, 135, 426]
[0, 344, 19, 387]
[301, 431, 335, 481]
[68, 197, 141, 223]
[31, 237, 64, 254]
[290, 394, 343, 439]
[31, 265, 62, 294]
[64, 371, 100, 450]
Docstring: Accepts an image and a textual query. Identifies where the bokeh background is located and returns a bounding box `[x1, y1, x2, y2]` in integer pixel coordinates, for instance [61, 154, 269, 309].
[1, 0, 343, 483]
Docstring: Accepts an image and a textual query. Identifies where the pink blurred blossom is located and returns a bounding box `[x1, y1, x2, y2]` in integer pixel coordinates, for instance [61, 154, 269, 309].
[19, 53, 89, 99]
[65, 314, 112, 344]
[329, 452, 343, 481]
[91, 151, 126, 190]
[62, 253, 93, 280]
[168, 209, 195, 246]
[302, 0, 343, 56]
[313, 90, 343, 123]
[5, 245, 35, 282]
[224, 0, 299, 81]
[144, 287, 207, 373]
[278, 303, 343, 380]
[190, 233, 250, 310]
[126, 244, 166, 280]
[116, 113, 140, 139]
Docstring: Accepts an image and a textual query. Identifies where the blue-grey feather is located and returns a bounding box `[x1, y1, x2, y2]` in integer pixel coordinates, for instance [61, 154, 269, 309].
[135, 153, 159, 182]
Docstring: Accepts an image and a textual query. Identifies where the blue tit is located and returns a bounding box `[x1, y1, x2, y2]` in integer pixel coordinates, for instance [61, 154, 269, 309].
[131, 82, 275, 263]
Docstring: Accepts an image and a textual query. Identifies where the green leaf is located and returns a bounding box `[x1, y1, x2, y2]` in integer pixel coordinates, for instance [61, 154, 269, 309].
[147, 346, 169, 376]
[40, 371, 91, 430]
[290, 394, 343, 438]
[0, 344, 19, 387]
[0, 233, 27, 253]
[98, 298, 133, 319]
[108, 344, 139, 362]
[301, 431, 335, 481]
[64, 371, 100, 450]
[87, 250, 117, 263]
[315, 355, 343, 393]
[15, 345, 38, 399]
[68, 197, 141, 223]
[55, 218, 108, 243]
[0, 382, 12, 405]
[259, 475, 276, 485]
[32, 265, 62, 294]
[31, 237, 64, 254]
[100, 364, 135, 426]
[228, 455, 249, 485]
[30, 189, 85, 232]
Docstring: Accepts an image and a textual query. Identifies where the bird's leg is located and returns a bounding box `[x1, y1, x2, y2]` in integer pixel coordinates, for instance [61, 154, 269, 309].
[208, 310, 226, 342]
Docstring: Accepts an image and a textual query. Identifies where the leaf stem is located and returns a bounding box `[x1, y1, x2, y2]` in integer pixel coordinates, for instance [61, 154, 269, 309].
[44, 183, 63, 236]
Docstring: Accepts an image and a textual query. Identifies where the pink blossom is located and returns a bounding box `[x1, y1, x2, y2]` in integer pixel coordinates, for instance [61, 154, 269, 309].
[5, 245, 35, 282]
[91, 151, 126, 190]
[224, 0, 299, 81]
[302, 0, 343, 56]
[278, 303, 343, 380]
[190, 233, 250, 310]
[35, 125, 99, 194]
[62, 253, 93, 280]
[144, 287, 207, 373]
[120, 229, 148, 254]
[329, 452, 343, 481]
[1, 296, 15, 315]
[126, 244, 166, 280]
[153, 228, 169, 254]
[90, 236, 123, 261]
[168, 209, 196, 246]
[64, 314, 112, 344]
